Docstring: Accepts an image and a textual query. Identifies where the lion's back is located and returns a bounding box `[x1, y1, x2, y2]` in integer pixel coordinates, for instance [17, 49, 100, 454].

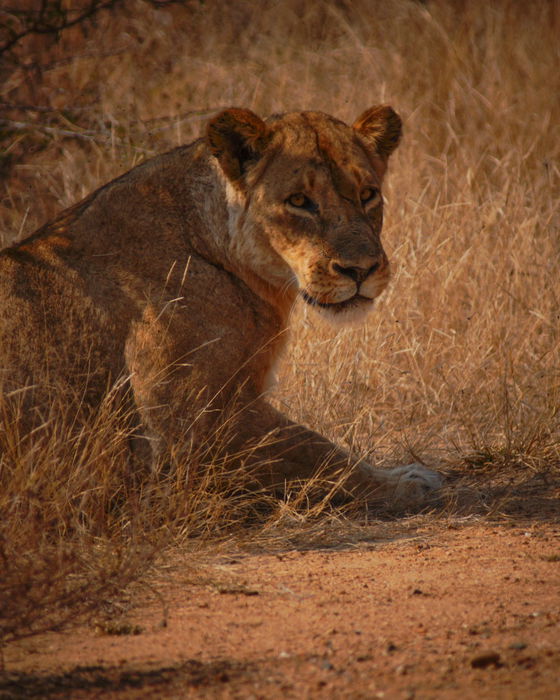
[0, 240, 133, 409]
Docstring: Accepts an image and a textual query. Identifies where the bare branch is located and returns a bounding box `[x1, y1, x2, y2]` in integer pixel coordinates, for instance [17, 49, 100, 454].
[0, 1, 124, 56]
[0, 1, 194, 64]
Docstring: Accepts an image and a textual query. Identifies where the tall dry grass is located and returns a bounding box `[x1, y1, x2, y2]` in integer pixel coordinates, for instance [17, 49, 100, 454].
[1, 0, 559, 647]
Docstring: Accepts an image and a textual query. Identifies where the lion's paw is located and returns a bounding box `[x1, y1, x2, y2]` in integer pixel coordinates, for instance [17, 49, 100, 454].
[385, 463, 443, 505]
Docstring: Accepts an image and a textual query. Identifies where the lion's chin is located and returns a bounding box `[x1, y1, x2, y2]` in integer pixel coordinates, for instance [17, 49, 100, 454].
[301, 291, 375, 326]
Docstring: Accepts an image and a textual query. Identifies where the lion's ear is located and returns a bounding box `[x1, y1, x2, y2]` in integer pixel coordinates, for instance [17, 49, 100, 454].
[353, 105, 402, 161]
[206, 108, 270, 185]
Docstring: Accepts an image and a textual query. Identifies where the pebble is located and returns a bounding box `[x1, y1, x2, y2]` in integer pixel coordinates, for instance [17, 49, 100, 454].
[470, 651, 502, 669]
[509, 641, 528, 651]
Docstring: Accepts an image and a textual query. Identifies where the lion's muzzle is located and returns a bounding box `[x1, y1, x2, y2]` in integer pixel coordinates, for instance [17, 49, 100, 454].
[300, 247, 390, 318]
[328, 253, 386, 288]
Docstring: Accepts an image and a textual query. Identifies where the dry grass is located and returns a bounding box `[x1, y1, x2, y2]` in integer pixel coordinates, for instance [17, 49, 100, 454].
[1, 0, 559, 648]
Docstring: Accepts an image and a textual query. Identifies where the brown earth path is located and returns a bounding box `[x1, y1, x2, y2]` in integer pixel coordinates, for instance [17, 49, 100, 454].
[3, 476, 560, 699]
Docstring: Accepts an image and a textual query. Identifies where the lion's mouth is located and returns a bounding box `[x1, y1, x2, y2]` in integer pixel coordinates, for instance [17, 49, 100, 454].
[300, 290, 373, 312]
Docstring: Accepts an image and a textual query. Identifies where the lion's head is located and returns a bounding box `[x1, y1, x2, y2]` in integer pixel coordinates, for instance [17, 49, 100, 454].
[206, 106, 402, 323]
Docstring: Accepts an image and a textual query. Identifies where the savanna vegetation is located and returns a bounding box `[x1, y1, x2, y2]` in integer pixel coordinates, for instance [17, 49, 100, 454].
[1, 0, 558, 653]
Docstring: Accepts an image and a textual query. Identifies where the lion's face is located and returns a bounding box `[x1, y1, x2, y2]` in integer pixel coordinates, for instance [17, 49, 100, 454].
[207, 106, 402, 323]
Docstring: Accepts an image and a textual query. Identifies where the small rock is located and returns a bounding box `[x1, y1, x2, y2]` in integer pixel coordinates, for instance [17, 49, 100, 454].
[509, 641, 528, 651]
[515, 656, 536, 669]
[356, 654, 372, 663]
[470, 651, 502, 669]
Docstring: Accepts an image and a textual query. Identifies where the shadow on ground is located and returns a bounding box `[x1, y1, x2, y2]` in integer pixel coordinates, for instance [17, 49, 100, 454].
[0, 659, 255, 699]
[444, 467, 560, 523]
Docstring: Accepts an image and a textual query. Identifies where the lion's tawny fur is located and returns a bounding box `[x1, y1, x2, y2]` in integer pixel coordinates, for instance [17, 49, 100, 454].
[0, 107, 442, 502]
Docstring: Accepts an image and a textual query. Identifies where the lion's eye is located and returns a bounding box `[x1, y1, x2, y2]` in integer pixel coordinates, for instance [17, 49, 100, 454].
[360, 187, 380, 206]
[286, 193, 312, 209]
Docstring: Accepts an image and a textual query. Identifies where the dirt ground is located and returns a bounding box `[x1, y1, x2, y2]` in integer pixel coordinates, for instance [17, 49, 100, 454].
[2, 471, 560, 699]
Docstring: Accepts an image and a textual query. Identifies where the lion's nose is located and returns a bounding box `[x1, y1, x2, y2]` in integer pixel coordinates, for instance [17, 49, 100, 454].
[330, 260, 381, 284]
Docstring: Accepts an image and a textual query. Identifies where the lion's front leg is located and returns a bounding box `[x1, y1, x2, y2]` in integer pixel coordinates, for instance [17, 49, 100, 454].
[235, 399, 442, 506]
[124, 305, 442, 505]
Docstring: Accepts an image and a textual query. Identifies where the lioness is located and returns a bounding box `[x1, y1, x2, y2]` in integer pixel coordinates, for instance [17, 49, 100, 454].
[0, 106, 441, 503]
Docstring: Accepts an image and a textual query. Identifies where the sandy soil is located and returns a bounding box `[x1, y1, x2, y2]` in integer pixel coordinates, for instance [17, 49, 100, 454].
[3, 472, 560, 699]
